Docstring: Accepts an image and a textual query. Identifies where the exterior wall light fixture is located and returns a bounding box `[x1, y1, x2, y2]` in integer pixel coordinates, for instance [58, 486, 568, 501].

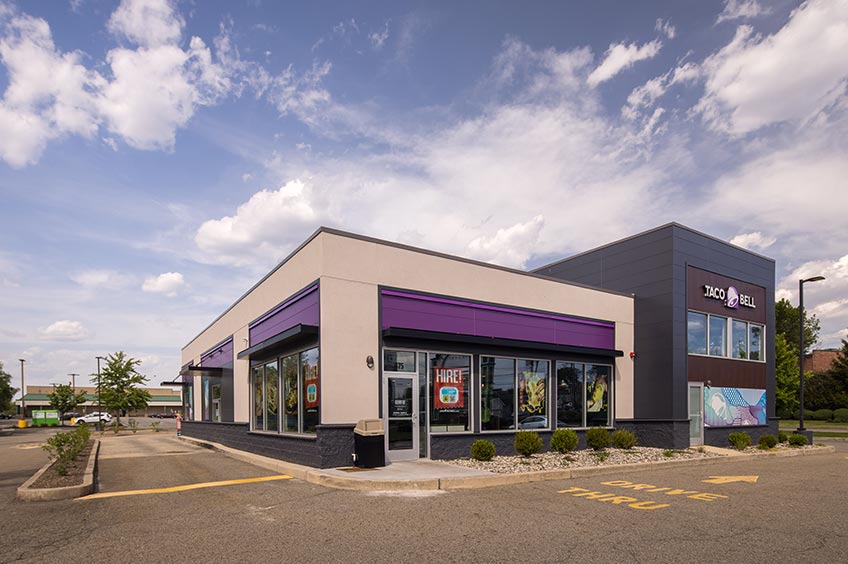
[366, 355, 375, 369]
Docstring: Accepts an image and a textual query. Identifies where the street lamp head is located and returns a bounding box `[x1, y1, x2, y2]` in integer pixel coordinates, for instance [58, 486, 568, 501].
[18, 358, 25, 363]
[801, 276, 825, 283]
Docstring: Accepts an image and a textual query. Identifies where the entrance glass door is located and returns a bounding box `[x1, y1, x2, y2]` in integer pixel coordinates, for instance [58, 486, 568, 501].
[384, 372, 419, 462]
[689, 383, 704, 447]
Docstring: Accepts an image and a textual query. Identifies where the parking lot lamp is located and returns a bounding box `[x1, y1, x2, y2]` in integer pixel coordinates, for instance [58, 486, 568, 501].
[18, 359, 25, 419]
[96, 356, 105, 431]
[798, 276, 825, 433]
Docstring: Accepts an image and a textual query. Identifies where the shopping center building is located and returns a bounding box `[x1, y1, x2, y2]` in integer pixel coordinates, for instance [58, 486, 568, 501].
[180, 223, 775, 467]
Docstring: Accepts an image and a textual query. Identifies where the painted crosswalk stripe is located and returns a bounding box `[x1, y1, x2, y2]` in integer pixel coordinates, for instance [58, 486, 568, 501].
[76, 474, 292, 500]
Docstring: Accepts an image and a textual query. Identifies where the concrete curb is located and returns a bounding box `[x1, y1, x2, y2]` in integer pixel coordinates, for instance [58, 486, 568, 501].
[17, 440, 100, 502]
[176, 436, 836, 492]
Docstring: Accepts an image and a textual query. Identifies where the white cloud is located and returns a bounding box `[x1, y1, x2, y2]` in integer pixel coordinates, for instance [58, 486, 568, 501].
[0, 0, 232, 164]
[195, 179, 319, 267]
[655, 18, 676, 39]
[71, 269, 131, 290]
[38, 320, 90, 341]
[369, 21, 390, 49]
[697, 0, 848, 135]
[107, 0, 183, 48]
[729, 231, 776, 251]
[0, 9, 102, 167]
[142, 271, 186, 296]
[466, 216, 545, 268]
[716, 0, 771, 24]
[587, 39, 662, 87]
[776, 255, 848, 348]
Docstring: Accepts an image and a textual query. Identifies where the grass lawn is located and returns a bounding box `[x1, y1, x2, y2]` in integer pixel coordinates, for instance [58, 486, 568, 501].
[778, 419, 848, 429]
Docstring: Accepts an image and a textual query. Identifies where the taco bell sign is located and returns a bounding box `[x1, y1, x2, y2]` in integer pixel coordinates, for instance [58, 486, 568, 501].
[703, 284, 756, 309]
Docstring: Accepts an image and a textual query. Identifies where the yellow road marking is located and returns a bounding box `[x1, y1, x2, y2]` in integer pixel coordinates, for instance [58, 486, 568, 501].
[76, 474, 292, 500]
[702, 475, 758, 484]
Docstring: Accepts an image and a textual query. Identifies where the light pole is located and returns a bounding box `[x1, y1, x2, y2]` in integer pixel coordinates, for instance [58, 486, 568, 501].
[798, 275, 825, 433]
[96, 356, 105, 431]
[69, 373, 78, 390]
[18, 359, 25, 419]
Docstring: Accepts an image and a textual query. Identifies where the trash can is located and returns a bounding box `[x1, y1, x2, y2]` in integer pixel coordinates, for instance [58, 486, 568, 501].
[353, 419, 385, 468]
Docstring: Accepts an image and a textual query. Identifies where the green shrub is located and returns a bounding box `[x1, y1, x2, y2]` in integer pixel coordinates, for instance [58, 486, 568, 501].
[150, 421, 161, 432]
[788, 433, 808, 447]
[833, 408, 848, 423]
[128, 419, 138, 434]
[513, 431, 542, 457]
[662, 450, 675, 458]
[810, 409, 833, 421]
[42, 425, 90, 476]
[778, 430, 789, 443]
[586, 427, 610, 450]
[110, 420, 120, 434]
[593, 451, 609, 462]
[757, 434, 777, 450]
[470, 440, 496, 461]
[611, 429, 637, 449]
[727, 432, 751, 450]
[550, 429, 579, 453]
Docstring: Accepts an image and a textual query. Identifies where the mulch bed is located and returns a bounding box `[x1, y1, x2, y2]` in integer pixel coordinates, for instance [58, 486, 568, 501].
[30, 439, 94, 489]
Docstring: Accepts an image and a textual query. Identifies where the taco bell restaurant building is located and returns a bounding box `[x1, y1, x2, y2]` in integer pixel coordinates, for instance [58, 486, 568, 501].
[180, 223, 775, 468]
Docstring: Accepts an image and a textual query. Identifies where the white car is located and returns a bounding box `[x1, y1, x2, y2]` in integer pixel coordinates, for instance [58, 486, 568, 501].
[75, 412, 112, 424]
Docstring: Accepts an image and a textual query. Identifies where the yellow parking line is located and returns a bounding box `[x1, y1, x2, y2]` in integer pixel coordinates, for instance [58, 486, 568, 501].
[77, 474, 292, 500]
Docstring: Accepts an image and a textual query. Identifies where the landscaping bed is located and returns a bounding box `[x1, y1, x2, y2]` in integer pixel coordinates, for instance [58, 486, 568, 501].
[30, 439, 95, 489]
[453, 446, 722, 474]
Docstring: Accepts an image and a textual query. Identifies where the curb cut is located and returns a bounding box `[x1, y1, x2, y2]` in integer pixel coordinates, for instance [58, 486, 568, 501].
[17, 440, 100, 502]
[176, 436, 836, 492]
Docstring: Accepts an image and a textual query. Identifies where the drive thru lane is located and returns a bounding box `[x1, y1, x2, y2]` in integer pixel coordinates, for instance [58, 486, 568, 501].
[1, 436, 845, 564]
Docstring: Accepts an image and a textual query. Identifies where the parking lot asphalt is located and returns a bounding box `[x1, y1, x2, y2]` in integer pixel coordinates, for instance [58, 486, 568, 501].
[1, 435, 846, 564]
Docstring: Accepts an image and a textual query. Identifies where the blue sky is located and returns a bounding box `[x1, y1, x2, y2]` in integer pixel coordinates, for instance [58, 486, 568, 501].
[1, 0, 847, 391]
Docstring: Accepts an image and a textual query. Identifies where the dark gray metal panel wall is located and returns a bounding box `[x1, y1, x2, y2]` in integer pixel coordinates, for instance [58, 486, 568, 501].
[672, 225, 776, 420]
[536, 225, 677, 420]
[537, 224, 776, 425]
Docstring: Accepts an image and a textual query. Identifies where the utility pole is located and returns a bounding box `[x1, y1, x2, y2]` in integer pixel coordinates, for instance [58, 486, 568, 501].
[68, 373, 78, 390]
[96, 356, 105, 431]
[18, 359, 25, 419]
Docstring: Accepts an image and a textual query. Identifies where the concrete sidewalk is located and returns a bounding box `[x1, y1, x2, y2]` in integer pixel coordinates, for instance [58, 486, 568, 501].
[177, 435, 837, 491]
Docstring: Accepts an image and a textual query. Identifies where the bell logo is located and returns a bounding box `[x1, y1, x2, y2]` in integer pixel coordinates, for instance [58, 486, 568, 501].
[726, 286, 740, 309]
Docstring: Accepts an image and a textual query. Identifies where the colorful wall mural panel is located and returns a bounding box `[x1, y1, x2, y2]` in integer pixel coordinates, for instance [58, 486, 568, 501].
[704, 387, 766, 427]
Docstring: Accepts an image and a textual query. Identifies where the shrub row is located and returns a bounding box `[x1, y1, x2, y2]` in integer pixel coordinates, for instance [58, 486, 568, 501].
[728, 430, 809, 451]
[470, 427, 637, 460]
[42, 424, 91, 475]
[780, 407, 848, 421]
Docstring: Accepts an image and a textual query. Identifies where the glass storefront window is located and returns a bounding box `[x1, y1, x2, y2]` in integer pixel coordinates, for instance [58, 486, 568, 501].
[518, 359, 548, 429]
[384, 350, 416, 372]
[252, 365, 263, 431]
[586, 364, 611, 427]
[687, 312, 707, 354]
[264, 360, 279, 432]
[283, 355, 298, 433]
[429, 353, 471, 433]
[732, 320, 748, 359]
[749, 324, 763, 361]
[480, 357, 515, 431]
[301, 348, 320, 434]
[709, 315, 727, 357]
[251, 346, 319, 435]
[556, 362, 583, 427]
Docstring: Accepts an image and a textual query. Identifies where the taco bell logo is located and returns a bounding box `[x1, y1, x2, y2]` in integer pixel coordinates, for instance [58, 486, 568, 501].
[726, 286, 740, 309]
[703, 284, 756, 309]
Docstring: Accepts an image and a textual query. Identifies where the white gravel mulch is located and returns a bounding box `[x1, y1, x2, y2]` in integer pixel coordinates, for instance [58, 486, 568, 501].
[452, 447, 722, 474]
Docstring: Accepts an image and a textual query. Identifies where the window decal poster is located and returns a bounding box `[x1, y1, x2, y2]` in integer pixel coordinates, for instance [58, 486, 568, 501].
[433, 367, 465, 409]
[704, 387, 765, 427]
[519, 371, 546, 415]
[304, 363, 319, 409]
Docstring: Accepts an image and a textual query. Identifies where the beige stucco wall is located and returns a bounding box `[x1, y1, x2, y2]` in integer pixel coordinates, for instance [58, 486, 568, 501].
[182, 229, 635, 426]
[318, 232, 634, 423]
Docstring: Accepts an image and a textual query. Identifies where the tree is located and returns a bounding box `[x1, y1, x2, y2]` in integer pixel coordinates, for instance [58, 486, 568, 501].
[774, 334, 800, 418]
[0, 361, 18, 414]
[829, 338, 848, 389]
[48, 384, 88, 426]
[775, 298, 821, 354]
[96, 352, 151, 426]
